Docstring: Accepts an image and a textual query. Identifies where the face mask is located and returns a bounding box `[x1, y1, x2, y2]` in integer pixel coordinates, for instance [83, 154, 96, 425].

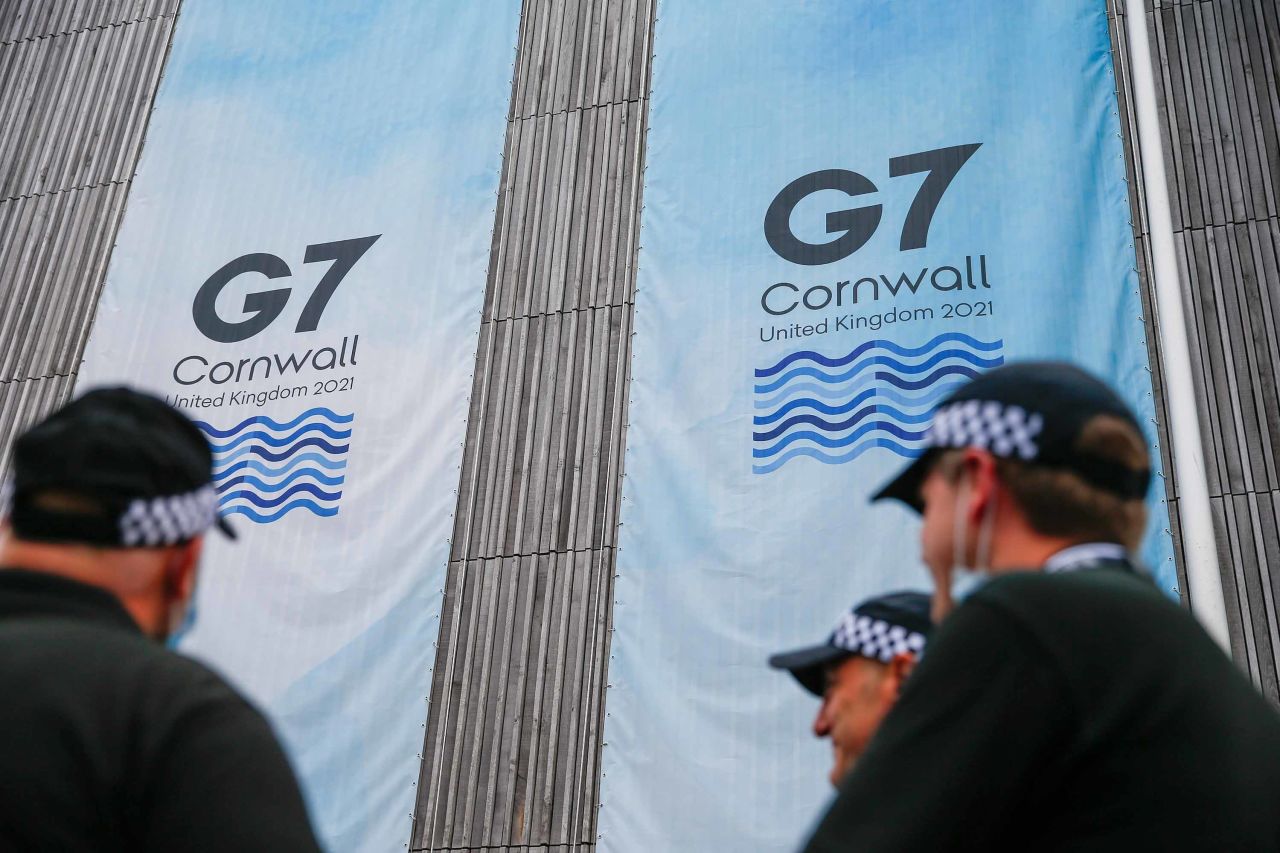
[948, 479, 996, 605]
[162, 559, 200, 650]
[164, 596, 198, 650]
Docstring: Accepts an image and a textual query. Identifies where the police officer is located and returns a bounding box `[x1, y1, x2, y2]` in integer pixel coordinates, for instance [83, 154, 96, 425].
[769, 591, 931, 787]
[0, 388, 322, 851]
[802, 362, 1280, 852]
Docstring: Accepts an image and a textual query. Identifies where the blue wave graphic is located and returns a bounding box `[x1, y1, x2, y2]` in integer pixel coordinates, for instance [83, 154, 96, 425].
[753, 335, 1003, 474]
[755, 349, 1002, 394]
[756, 388, 876, 423]
[757, 333, 1003, 377]
[197, 407, 351, 523]
[754, 385, 966, 424]
[218, 481, 343, 508]
[878, 364, 984, 391]
[222, 499, 341, 523]
[212, 437, 349, 465]
[213, 454, 348, 479]
[216, 468, 346, 494]
[207, 420, 352, 454]
[752, 437, 919, 475]
[755, 378, 964, 411]
[754, 421, 931, 457]
[754, 375, 880, 408]
[194, 407, 354, 438]
[754, 406, 934, 443]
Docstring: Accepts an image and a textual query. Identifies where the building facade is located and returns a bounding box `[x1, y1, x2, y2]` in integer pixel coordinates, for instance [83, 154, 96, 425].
[1, 1, 1277, 849]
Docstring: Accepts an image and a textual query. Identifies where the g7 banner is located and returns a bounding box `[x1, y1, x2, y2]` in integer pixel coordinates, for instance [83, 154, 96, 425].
[598, 1, 1172, 850]
[75, 1, 520, 850]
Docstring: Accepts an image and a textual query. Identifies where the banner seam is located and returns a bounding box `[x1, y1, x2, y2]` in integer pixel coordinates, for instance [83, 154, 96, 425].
[0, 179, 129, 206]
[483, 302, 635, 325]
[409, 9, 528, 847]
[508, 96, 646, 123]
[0, 13, 178, 49]
[0, 371, 74, 387]
[596, 0, 660, 844]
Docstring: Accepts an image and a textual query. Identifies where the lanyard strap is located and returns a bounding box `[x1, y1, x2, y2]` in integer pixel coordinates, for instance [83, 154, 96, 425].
[1043, 542, 1129, 574]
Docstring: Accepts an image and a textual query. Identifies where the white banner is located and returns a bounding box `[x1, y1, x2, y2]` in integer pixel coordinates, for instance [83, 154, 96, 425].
[76, 1, 520, 849]
[600, 1, 1172, 850]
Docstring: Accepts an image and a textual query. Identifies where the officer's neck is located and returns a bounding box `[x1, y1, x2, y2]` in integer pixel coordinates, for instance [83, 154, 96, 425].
[0, 532, 170, 633]
[979, 512, 1093, 575]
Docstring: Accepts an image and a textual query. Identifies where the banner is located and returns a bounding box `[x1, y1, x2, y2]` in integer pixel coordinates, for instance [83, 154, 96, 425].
[599, 2, 1172, 850]
[75, 2, 519, 849]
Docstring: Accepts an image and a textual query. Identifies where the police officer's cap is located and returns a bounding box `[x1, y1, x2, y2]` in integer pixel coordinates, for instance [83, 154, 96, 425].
[768, 591, 932, 697]
[873, 361, 1151, 513]
[3, 387, 236, 547]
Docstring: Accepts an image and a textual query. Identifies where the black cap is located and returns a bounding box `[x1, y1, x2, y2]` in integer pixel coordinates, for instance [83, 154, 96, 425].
[872, 361, 1151, 513]
[3, 387, 236, 547]
[768, 591, 933, 696]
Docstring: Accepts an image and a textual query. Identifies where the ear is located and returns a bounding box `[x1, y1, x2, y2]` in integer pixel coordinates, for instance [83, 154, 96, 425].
[164, 536, 204, 599]
[885, 651, 918, 699]
[960, 448, 999, 525]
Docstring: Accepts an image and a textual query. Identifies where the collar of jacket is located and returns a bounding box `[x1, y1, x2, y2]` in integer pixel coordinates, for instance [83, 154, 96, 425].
[0, 567, 141, 633]
[1043, 542, 1133, 575]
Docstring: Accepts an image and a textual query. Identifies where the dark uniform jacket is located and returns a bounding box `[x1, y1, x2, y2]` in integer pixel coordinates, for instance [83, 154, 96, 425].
[803, 560, 1280, 852]
[0, 569, 323, 852]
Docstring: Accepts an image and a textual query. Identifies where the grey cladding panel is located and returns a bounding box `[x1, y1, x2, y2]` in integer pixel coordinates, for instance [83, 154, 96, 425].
[1115, 0, 1280, 700]
[414, 840, 586, 845]
[452, 306, 632, 561]
[0, 14, 175, 199]
[1176, 223, 1280, 498]
[0, 372, 77, 484]
[1149, 0, 1280, 230]
[0, 6, 174, 491]
[1147, 0, 1280, 502]
[510, 0, 653, 119]
[1218, 492, 1280, 700]
[415, 550, 614, 849]
[0, 181, 133, 382]
[483, 100, 646, 321]
[414, 0, 653, 847]
[0, 0, 177, 44]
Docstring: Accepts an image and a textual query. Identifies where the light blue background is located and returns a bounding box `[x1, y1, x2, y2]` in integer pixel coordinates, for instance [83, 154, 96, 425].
[600, 2, 1172, 850]
[76, 2, 521, 850]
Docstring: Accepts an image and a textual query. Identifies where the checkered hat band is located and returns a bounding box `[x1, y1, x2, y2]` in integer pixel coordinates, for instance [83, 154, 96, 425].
[119, 485, 219, 547]
[926, 399, 1045, 460]
[831, 613, 927, 662]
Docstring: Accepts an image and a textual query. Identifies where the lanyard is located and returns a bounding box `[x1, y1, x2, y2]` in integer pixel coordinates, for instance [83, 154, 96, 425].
[1043, 542, 1129, 574]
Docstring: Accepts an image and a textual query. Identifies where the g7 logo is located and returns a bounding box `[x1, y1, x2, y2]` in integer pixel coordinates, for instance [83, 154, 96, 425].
[764, 143, 980, 265]
[192, 235, 381, 343]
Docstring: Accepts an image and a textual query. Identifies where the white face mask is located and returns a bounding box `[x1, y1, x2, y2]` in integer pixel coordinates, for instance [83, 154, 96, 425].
[948, 478, 996, 605]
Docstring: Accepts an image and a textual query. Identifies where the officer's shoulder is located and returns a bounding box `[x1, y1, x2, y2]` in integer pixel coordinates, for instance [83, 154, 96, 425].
[19, 622, 259, 721]
[965, 566, 1173, 634]
[976, 565, 1156, 603]
[84, 634, 264, 722]
[61, 624, 216, 682]
[139, 644, 254, 707]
